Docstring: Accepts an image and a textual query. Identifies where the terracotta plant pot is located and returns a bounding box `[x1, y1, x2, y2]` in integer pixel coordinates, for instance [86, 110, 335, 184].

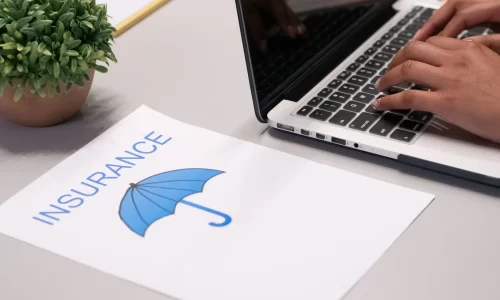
[0, 70, 95, 127]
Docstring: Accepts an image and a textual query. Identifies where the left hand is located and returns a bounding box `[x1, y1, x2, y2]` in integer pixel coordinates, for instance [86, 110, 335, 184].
[373, 36, 500, 143]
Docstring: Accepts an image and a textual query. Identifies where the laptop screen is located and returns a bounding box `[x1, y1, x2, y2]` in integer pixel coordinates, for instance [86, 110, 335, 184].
[235, 0, 389, 121]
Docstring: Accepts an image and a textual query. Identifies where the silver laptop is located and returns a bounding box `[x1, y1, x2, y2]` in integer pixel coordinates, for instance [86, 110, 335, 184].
[234, 0, 500, 186]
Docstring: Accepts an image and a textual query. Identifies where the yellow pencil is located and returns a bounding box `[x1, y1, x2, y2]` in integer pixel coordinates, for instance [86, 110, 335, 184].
[113, 0, 172, 37]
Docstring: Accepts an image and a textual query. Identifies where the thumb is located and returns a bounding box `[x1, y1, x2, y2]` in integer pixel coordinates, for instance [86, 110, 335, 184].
[465, 34, 500, 54]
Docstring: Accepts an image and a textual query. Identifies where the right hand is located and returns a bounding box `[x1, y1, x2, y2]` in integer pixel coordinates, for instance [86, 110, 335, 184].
[413, 0, 500, 42]
[241, 0, 304, 51]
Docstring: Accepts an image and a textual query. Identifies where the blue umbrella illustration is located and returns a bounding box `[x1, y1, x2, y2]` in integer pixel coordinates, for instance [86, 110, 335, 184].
[119, 168, 232, 237]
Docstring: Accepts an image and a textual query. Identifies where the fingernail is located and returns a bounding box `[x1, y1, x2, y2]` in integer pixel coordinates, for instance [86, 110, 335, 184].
[372, 98, 380, 109]
[414, 29, 421, 40]
[375, 78, 381, 90]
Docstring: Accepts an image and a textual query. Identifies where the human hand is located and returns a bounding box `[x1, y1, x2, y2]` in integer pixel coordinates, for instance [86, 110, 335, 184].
[413, 0, 500, 41]
[241, 0, 304, 51]
[463, 33, 500, 53]
[373, 37, 500, 143]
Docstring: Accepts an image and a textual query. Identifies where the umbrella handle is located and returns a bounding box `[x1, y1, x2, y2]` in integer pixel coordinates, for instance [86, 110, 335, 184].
[179, 200, 232, 227]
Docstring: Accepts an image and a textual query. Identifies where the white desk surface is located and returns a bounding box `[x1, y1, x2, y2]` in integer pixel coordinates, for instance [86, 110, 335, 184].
[1, 0, 500, 299]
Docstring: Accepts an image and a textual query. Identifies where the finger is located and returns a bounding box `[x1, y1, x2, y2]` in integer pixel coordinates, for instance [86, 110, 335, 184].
[285, 3, 305, 35]
[372, 90, 443, 114]
[425, 35, 470, 50]
[388, 40, 451, 70]
[414, 1, 457, 41]
[464, 34, 500, 54]
[270, 0, 297, 38]
[378, 60, 444, 91]
[440, 3, 500, 38]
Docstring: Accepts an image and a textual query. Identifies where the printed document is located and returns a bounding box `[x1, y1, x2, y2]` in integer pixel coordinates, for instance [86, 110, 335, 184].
[0, 106, 434, 300]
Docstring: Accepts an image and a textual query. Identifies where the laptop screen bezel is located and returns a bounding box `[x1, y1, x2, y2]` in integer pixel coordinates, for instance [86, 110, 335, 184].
[234, 0, 398, 123]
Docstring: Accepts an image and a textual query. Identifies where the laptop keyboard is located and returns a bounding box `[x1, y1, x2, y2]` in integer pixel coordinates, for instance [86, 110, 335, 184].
[293, 6, 493, 144]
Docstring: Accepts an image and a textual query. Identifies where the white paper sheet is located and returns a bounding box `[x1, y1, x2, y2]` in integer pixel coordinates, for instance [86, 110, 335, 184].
[98, 0, 153, 27]
[0, 106, 434, 300]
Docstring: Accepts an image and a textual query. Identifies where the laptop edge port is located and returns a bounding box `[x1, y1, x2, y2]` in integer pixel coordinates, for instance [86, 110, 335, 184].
[316, 133, 326, 140]
[277, 123, 294, 132]
[331, 137, 346, 145]
[301, 129, 310, 136]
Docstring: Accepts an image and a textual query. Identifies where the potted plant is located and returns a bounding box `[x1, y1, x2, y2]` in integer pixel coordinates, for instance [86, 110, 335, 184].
[0, 0, 117, 127]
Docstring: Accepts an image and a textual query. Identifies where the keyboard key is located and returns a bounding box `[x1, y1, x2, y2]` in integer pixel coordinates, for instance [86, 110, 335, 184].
[390, 109, 411, 115]
[329, 110, 356, 126]
[357, 68, 377, 77]
[328, 79, 342, 89]
[365, 47, 377, 55]
[319, 101, 341, 112]
[347, 63, 361, 71]
[390, 38, 408, 47]
[412, 17, 427, 25]
[362, 84, 378, 95]
[390, 25, 402, 32]
[399, 119, 425, 132]
[353, 92, 374, 103]
[349, 113, 380, 131]
[318, 88, 333, 97]
[406, 11, 418, 19]
[390, 129, 416, 142]
[374, 52, 393, 62]
[348, 75, 369, 86]
[411, 84, 430, 91]
[396, 82, 412, 89]
[329, 92, 350, 103]
[308, 97, 323, 106]
[337, 71, 351, 80]
[382, 32, 393, 40]
[373, 40, 386, 48]
[381, 45, 401, 54]
[406, 24, 421, 32]
[344, 101, 366, 113]
[369, 113, 403, 136]
[412, 6, 423, 12]
[385, 86, 404, 95]
[420, 8, 435, 18]
[366, 60, 384, 69]
[339, 83, 360, 94]
[409, 111, 433, 122]
[365, 104, 384, 114]
[356, 55, 369, 63]
[309, 109, 332, 121]
[398, 31, 414, 39]
[398, 17, 411, 26]
[371, 76, 381, 84]
[297, 106, 313, 116]
[379, 68, 388, 75]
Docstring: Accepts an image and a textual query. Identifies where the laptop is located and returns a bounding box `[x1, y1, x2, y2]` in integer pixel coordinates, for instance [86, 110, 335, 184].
[234, 0, 500, 186]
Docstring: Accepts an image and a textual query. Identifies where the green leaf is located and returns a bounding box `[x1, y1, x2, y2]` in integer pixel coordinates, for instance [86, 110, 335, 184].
[21, 46, 31, 55]
[17, 16, 33, 28]
[39, 74, 52, 85]
[65, 81, 72, 92]
[14, 86, 24, 102]
[94, 65, 107, 73]
[20, 27, 37, 36]
[31, 20, 53, 29]
[42, 49, 51, 56]
[65, 50, 79, 57]
[58, 0, 71, 15]
[16, 43, 23, 51]
[71, 58, 77, 72]
[16, 63, 23, 73]
[58, 12, 74, 23]
[0, 77, 8, 96]
[81, 20, 93, 29]
[65, 39, 81, 49]
[0, 19, 8, 29]
[0, 42, 17, 49]
[29, 41, 38, 64]
[0, 54, 4, 63]
[53, 61, 60, 78]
